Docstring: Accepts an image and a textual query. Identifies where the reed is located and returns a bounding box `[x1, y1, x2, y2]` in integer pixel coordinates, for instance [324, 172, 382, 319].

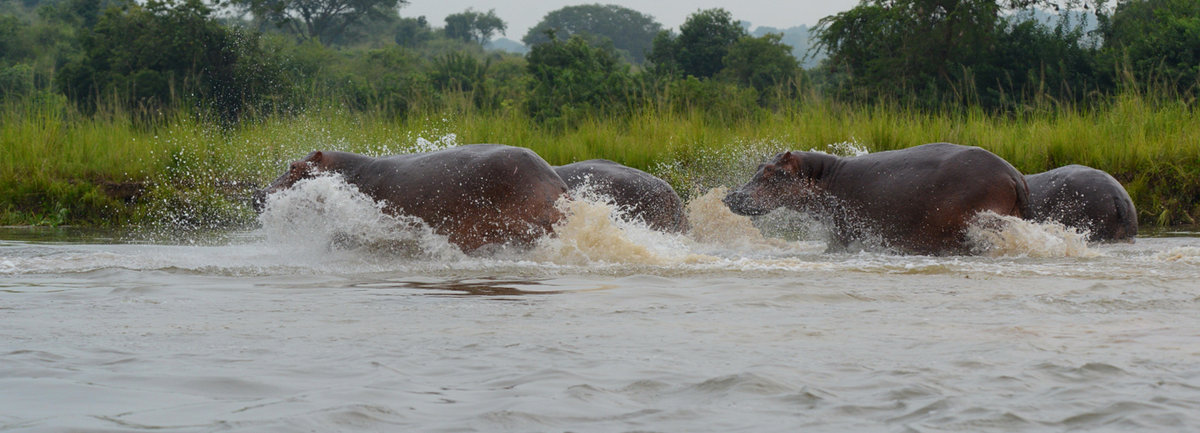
[2, 91, 1197, 227]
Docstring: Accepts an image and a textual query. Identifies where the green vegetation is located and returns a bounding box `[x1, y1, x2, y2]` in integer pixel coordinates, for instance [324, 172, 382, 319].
[1, 0, 1198, 229]
[522, 4, 662, 64]
[442, 8, 506, 45]
[234, 0, 408, 45]
[649, 8, 748, 79]
[4, 89, 1197, 228]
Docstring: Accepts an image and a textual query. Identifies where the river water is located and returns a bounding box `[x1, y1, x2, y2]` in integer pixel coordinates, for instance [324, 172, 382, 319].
[3, 178, 1200, 432]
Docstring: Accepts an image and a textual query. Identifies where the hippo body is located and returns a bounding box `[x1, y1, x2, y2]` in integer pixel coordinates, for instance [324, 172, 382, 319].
[554, 159, 689, 233]
[724, 142, 1031, 255]
[1025, 164, 1137, 242]
[255, 144, 569, 252]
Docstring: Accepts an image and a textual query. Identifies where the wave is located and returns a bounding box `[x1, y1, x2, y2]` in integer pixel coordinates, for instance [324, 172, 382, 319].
[1155, 246, 1200, 264]
[966, 212, 1097, 258]
[6, 176, 1198, 278]
[256, 174, 465, 263]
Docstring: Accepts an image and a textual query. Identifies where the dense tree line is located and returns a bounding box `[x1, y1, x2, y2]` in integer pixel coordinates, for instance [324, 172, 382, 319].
[1, 0, 1197, 123]
[815, 0, 1199, 109]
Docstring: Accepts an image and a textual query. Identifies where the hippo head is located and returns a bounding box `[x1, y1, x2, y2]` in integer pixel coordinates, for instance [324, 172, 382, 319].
[252, 151, 330, 212]
[724, 151, 823, 216]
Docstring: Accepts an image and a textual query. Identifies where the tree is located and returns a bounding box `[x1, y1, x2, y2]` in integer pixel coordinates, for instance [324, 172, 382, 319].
[429, 51, 498, 109]
[234, 0, 406, 45]
[522, 4, 662, 64]
[812, 0, 1086, 106]
[648, 8, 746, 79]
[979, 15, 1101, 107]
[525, 34, 633, 122]
[37, 0, 118, 29]
[719, 33, 801, 95]
[752, 25, 823, 68]
[443, 8, 505, 45]
[0, 15, 34, 98]
[646, 30, 679, 76]
[339, 45, 427, 115]
[393, 15, 431, 46]
[0, 14, 28, 65]
[677, 8, 747, 78]
[816, 0, 1000, 99]
[56, 0, 284, 120]
[1100, 0, 1200, 94]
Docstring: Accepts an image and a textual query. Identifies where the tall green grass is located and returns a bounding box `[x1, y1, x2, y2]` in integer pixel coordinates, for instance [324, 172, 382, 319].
[2, 91, 1198, 228]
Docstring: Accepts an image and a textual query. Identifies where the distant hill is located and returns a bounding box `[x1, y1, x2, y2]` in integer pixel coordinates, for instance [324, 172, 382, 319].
[485, 38, 529, 55]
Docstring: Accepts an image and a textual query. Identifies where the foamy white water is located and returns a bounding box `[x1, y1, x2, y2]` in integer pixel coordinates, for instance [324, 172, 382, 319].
[3, 178, 1200, 432]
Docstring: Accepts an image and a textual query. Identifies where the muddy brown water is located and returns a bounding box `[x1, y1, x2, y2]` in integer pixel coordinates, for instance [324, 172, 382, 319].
[3, 180, 1199, 432]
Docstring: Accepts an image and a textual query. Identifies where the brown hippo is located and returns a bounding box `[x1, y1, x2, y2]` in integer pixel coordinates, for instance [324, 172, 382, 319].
[724, 142, 1031, 255]
[1025, 164, 1137, 242]
[554, 159, 689, 233]
[253, 144, 569, 252]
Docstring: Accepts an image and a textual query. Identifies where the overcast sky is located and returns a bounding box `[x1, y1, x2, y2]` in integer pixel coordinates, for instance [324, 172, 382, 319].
[401, 0, 862, 42]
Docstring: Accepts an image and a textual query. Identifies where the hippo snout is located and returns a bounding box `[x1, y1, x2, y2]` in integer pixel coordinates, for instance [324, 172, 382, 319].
[724, 189, 767, 216]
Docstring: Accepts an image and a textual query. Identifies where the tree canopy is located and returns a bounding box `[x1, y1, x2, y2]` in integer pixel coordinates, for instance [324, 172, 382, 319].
[526, 34, 633, 123]
[812, 0, 1109, 107]
[443, 8, 506, 45]
[2, 0, 1198, 122]
[1101, 0, 1200, 94]
[720, 33, 801, 95]
[56, 0, 284, 120]
[649, 8, 747, 79]
[393, 15, 431, 46]
[522, 4, 663, 64]
[234, 0, 406, 45]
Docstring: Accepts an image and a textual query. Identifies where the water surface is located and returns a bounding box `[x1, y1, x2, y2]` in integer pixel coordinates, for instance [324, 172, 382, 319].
[3, 184, 1200, 432]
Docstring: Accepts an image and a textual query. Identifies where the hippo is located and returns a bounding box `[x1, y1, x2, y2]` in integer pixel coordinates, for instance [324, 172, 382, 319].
[554, 159, 689, 233]
[1025, 164, 1137, 242]
[253, 144, 569, 252]
[724, 142, 1031, 255]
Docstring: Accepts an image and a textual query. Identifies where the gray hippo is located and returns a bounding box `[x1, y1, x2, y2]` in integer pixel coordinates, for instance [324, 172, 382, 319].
[554, 159, 689, 233]
[1025, 164, 1137, 242]
[253, 144, 569, 252]
[724, 142, 1031, 255]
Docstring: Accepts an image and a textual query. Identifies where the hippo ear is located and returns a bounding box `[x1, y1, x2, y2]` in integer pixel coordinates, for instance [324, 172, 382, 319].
[778, 151, 802, 170]
[308, 151, 324, 163]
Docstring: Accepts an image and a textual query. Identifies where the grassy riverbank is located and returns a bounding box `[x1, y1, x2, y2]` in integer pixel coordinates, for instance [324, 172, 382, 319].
[3, 92, 1198, 228]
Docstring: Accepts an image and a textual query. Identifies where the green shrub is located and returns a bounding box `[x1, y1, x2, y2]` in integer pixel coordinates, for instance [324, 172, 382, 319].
[0, 178, 124, 226]
[526, 35, 635, 124]
[56, 0, 286, 122]
[0, 63, 34, 99]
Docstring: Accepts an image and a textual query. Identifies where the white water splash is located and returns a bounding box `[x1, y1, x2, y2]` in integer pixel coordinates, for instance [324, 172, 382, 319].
[410, 133, 460, 154]
[530, 187, 826, 266]
[256, 175, 464, 262]
[1155, 247, 1200, 264]
[251, 176, 1104, 270]
[966, 212, 1096, 258]
[531, 197, 702, 266]
[822, 138, 870, 157]
[684, 187, 802, 252]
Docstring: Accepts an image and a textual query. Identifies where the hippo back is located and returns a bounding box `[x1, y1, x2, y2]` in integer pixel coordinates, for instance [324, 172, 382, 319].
[554, 159, 689, 233]
[821, 142, 1032, 254]
[1025, 164, 1137, 242]
[353, 144, 569, 251]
